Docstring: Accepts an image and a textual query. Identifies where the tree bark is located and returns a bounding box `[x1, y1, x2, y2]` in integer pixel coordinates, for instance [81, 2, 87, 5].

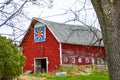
[91, 0, 120, 80]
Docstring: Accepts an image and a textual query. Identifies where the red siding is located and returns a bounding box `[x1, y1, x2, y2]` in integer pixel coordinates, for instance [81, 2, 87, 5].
[62, 43, 105, 65]
[21, 21, 105, 73]
[22, 24, 60, 73]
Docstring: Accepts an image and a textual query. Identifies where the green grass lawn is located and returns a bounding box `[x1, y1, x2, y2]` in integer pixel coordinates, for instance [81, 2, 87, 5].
[28, 72, 109, 80]
[47, 73, 109, 80]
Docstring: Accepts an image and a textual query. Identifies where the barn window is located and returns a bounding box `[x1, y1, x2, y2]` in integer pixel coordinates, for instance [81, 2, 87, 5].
[92, 58, 95, 64]
[63, 57, 68, 63]
[97, 58, 104, 65]
[72, 57, 75, 64]
[85, 57, 90, 63]
[78, 57, 82, 63]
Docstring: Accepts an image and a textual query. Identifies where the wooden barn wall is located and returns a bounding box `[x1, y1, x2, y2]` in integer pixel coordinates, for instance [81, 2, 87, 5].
[22, 23, 60, 73]
[62, 43, 105, 65]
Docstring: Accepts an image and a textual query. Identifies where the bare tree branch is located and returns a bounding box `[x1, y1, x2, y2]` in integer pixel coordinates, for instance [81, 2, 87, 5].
[0, 1, 27, 27]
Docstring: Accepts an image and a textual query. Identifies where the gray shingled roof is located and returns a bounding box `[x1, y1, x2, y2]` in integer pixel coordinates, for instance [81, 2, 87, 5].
[33, 18, 104, 46]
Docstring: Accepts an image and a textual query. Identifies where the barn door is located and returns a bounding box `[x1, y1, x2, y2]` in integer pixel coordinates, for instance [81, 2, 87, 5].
[34, 58, 47, 73]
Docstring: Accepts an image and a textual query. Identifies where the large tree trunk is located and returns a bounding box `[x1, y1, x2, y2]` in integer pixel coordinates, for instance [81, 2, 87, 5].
[91, 0, 120, 80]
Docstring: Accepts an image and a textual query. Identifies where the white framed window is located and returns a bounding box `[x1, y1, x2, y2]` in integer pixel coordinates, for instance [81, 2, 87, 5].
[78, 57, 82, 63]
[85, 57, 90, 63]
[92, 58, 95, 64]
[63, 57, 68, 63]
[72, 57, 75, 64]
[97, 58, 104, 65]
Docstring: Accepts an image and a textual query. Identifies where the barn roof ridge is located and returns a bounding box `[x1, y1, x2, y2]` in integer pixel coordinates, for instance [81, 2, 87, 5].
[34, 18, 103, 46]
[34, 17, 98, 30]
[20, 17, 104, 46]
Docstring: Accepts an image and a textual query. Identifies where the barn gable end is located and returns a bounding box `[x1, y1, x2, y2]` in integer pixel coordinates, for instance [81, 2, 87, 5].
[20, 19, 61, 73]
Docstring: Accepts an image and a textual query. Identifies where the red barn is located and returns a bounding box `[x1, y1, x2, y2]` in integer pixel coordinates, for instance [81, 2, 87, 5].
[20, 18, 105, 73]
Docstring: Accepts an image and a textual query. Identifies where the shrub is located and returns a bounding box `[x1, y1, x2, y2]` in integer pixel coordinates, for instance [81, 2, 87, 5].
[0, 36, 25, 80]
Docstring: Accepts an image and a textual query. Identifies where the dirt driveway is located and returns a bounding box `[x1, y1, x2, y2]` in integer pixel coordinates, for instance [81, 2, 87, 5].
[15, 76, 45, 80]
